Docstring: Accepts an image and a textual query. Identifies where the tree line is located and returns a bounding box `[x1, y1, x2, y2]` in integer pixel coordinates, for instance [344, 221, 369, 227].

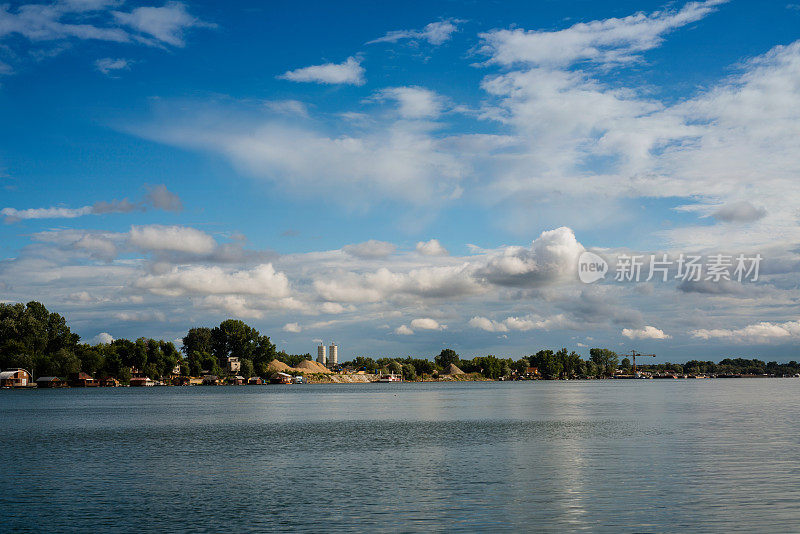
[1, 301, 798, 382]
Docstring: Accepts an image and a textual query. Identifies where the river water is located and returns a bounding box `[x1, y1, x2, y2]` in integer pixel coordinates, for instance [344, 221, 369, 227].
[2, 379, 799, 532]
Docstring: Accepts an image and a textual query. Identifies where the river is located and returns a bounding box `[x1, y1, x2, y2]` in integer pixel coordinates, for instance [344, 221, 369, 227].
[2, 379, 799, 532]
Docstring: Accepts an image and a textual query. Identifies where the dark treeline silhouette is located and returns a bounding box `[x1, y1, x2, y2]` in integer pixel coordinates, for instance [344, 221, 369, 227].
[1, 301, 798, 382]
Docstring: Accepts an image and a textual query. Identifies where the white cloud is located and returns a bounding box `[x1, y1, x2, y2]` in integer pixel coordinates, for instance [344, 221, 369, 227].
[283, 322, 302, 333]
[375, 87, 443, 119]
[410, 317, 446, 330]
[368, 19, 461, 45]
[416, 238, 448, 256]
[622, 325, 671, 340]
[135, 263, 290, 297]
[319, 302, 348, 314]
[148, 118, 466, 208]
[112, 1, 214, 47]
[691, 320, 800, 344]
[278, 56, 365, 85]
[114, 310, 166, 322]
[314, 263, 482, 303]
[1, 206, 92, 221]
[264, 99, 309, 117]
[0, 1, 211, 74]
[470, 314, 572, 332]
[343, 240, 396, 258]
[481, 227, 585, 287]
[394, 324, 414, 335]
[94, 57, 130, 75]
[93, 332, 114, 344]
[469, 316, 508, 332]
[479, 1, 727, 67]
[2, 184, 182, 222]
[129, 225, 216, 254]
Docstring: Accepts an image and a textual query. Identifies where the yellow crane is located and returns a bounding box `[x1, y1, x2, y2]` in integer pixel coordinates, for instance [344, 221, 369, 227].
[625, 350, 656, 375]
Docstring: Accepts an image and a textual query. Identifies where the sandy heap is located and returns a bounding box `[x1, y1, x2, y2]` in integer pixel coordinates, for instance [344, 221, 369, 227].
[441, 363, 465, 376]
[267, 359, 292, 372]
[295, 359, 331, 374]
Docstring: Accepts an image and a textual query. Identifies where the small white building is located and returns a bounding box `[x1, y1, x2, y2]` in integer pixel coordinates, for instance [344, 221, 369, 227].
[227, 357, 241, 373]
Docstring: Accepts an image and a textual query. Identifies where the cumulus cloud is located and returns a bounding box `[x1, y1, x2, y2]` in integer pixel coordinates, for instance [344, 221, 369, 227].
[468, 316, 508, 332]
[129, 225, 216, 255]
[368, 19, 462, 46]
[278, 56, 365, 85]
[410, 317, 446, 330]
[283, 322, 302, 333]
[394, 324, 414, 335]
[135, 263, 291, 298]
[691, 320, 800, 344]
[621, 325, 671, 340]
[314, 263, 482, 303]
[469, 313, 572, 332]
[343, 240, 396, 258]
[480, 227, 585, 287]
[93, 332, 114, 344]
[416, 238, 448, 256]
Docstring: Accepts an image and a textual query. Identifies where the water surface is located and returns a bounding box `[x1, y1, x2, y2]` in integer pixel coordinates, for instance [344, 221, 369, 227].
[2, 380, 799, 532]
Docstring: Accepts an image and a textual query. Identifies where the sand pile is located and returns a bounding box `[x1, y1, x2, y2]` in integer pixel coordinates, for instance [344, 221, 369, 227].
[295, 359, 331, 373]
[441, 363, 465, 376]
[267, 359, 292, 372]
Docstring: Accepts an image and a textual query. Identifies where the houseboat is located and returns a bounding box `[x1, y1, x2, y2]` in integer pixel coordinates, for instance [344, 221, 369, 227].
[129, 377, 155, 387]
[376, 373, 402, 382]
[270, 372, 293, 384]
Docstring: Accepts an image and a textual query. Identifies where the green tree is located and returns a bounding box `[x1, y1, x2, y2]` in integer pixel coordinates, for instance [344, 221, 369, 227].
[532, 350, 562, 379]
[589, 348, 619, 377]
[182, 327, 213, 358]
[435, 348, 460, 368]
[240, 358, 254, 378]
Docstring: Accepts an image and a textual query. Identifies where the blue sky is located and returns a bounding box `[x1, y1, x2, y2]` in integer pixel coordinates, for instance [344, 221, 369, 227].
[1, 0, 800, 362]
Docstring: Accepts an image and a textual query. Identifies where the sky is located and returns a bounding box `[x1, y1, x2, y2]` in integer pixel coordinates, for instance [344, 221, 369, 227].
[1, 0, 799, 363]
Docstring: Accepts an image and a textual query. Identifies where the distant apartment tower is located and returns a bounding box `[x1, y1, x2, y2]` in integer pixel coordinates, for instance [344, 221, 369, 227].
[317, 344, 327, 365]
[328, 343, 338, 367]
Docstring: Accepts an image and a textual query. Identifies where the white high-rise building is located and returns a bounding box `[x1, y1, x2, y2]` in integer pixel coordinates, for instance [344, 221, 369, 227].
[328, 343, 338, 366]
[317, 344, 327, 365]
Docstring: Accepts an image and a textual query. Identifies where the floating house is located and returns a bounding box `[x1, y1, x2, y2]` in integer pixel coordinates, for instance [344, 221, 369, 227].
[202, 375, 220, 385]
[69, 372, 98, 387]
[248, 376, 264, 385]
[35, 376, 63, 388]
[129, 377, 154, 387]
[270, 372, 293, 384]
[100, 377, 120, 387]
[0, 369, 33, 387]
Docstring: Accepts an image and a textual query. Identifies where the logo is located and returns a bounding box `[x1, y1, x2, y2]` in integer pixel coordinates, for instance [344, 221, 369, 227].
[578, 251, 608, 284]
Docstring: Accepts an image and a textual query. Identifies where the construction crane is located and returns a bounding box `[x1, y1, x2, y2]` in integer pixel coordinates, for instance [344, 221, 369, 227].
[624, 350, 656, 375]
